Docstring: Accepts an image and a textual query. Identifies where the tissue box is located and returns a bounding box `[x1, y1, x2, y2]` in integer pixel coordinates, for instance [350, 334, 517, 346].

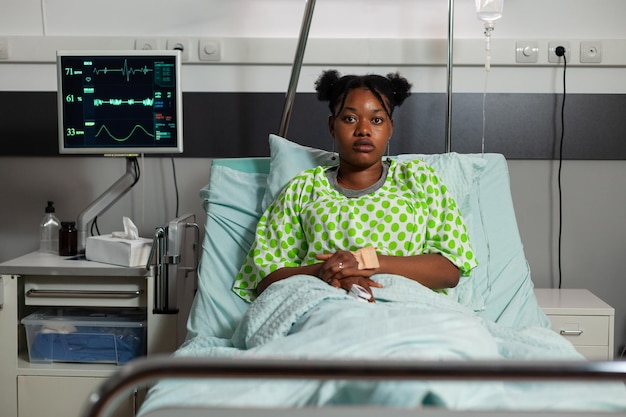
[85, 234, 152, 267]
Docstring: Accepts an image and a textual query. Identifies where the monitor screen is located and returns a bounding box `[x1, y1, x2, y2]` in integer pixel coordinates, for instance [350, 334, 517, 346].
[57, 50, 183, 155]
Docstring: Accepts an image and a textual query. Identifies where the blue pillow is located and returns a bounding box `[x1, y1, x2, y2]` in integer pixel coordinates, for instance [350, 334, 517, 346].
[188, 162, 268, 339]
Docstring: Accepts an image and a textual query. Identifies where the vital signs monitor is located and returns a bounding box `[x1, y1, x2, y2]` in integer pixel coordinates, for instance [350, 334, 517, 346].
[57, 50, 183, 155]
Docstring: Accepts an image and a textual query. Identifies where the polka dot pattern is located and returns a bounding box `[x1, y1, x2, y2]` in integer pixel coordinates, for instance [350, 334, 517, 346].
[233, 159, 477, 302]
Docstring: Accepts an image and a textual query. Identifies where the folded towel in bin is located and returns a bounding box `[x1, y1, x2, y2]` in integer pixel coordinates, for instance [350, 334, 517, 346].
[31, 326, 143, 364]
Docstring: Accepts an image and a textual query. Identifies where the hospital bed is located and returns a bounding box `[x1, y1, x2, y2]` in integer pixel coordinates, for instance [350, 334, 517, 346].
[81, 134, 626, 417]
[82, 2, 626, 415]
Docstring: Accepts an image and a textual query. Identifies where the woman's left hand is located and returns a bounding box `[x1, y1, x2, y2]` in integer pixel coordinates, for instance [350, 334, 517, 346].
[315, 251, 382, 301]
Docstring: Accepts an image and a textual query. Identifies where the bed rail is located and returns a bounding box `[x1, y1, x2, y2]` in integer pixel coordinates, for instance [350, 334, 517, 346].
[146, 213, 199, 314]
[82, 355, 626, 417]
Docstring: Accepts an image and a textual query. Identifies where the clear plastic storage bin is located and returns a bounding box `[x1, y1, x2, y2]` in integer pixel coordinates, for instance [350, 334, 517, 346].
[22, 308, 146, 364]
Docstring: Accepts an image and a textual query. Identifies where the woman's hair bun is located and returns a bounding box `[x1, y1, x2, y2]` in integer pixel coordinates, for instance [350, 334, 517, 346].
[314, 69, 341, 102]
[386, 72, 412, 107]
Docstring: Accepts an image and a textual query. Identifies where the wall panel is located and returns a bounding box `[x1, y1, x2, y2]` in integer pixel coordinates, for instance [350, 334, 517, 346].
[3, 91, 625, 159]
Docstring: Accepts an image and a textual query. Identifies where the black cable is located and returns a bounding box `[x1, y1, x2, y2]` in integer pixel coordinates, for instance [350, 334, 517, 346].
[555, 46, 567, 289]
[171, 156, 180, 218]
[130, 156, 141, 185]
[91, 216, 100, 237]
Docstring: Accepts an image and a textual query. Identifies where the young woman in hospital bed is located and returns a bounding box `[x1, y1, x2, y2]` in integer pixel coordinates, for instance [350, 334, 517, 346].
[233, 69, 477, 303]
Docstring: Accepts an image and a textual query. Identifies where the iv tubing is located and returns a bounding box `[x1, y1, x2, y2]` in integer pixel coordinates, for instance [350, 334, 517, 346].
[483, 21, 494, 71]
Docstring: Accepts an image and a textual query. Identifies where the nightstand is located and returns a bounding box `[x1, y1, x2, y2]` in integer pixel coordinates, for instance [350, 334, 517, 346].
[0, 251, 194, 417]
[534, 288, 614, 360]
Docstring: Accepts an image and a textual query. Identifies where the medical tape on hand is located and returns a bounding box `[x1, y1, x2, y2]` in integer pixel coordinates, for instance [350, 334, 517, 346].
[351, 246, 379, 270]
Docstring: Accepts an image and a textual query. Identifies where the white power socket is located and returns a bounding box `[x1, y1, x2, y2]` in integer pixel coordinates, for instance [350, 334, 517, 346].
[167, 38, 190, 61]
[580, 41, 602, 63]
[516, 41, 539, 63]
[134, 38, 161, 51]
[198, 38, 222, 61]
[548, 41, 570, 64]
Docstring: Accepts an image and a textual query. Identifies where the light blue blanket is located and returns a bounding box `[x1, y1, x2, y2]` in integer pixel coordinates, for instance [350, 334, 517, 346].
[139, 275, 626, 414]
[233, 275, 568, 359]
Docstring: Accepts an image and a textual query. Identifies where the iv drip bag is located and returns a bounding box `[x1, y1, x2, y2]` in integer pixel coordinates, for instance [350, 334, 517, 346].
[475, 0, 503, 70]
[475, 0, 504, 22]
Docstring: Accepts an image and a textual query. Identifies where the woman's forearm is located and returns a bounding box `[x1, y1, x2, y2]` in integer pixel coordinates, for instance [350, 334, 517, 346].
[256, 263, 322, 295]
[376, 253, 460, 290]
[257, 253, 460, 295]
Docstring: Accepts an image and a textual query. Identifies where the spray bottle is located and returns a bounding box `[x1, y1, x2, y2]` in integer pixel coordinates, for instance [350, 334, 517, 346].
[39, 201, 61, 254]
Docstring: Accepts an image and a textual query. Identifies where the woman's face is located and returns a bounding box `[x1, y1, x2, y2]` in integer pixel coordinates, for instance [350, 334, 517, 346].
[329, 87, 394, 169]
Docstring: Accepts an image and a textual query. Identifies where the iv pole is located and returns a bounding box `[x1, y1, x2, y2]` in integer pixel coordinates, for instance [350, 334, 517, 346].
[279, 0, 316, 138]
[445, 0, 454, 153]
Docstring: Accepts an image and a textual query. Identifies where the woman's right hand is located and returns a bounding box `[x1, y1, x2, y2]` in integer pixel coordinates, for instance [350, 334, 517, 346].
[315, 251, 382, 301]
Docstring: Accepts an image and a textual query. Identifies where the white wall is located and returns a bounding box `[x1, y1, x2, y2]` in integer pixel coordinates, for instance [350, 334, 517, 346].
[1, 0, 626, 356]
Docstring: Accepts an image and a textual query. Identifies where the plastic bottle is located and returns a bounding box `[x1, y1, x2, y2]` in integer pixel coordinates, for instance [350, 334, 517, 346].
[39, 201, 61, 254]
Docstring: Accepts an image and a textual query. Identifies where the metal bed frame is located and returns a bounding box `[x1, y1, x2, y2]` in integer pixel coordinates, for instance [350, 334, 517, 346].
[82, 356, 626, 417]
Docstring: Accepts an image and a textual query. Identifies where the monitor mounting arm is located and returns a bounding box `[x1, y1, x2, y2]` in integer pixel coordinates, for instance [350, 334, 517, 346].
[76, 157, 138, 253]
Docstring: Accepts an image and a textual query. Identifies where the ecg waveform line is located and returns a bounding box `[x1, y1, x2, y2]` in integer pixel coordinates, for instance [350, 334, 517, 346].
[94, 124, 155, 142]
[91, 59, 153, 82]
[93, 98, 154, 106]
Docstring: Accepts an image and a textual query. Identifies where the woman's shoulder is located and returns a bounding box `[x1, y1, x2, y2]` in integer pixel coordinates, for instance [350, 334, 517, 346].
[390, 158, 450, 191]
[392, 158, 437, 175]
[289, 165, 329, 181]
[280, 165, 332, 192]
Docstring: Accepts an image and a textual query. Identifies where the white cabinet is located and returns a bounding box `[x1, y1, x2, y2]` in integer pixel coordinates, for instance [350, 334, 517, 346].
[534, 288, 614, 360]
[17, 376, 135, 417]
[0, 252, 192, 417]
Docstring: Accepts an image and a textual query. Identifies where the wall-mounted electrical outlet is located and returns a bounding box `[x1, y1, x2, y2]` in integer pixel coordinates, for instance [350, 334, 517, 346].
[167, 38, 190, 61]
[580, 41, 602, 63]
[548, 41, 570, 64]
[516, 41, 539, 63]
[199, 38, 222, 61]
[135, 38, 160, 51]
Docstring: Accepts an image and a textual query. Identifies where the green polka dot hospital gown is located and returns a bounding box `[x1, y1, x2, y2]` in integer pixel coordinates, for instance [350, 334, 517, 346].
[233, 159, 478, 302]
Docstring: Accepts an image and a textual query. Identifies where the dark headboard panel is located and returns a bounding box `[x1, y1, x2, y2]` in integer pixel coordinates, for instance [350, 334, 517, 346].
[2, 91, 625, 159]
